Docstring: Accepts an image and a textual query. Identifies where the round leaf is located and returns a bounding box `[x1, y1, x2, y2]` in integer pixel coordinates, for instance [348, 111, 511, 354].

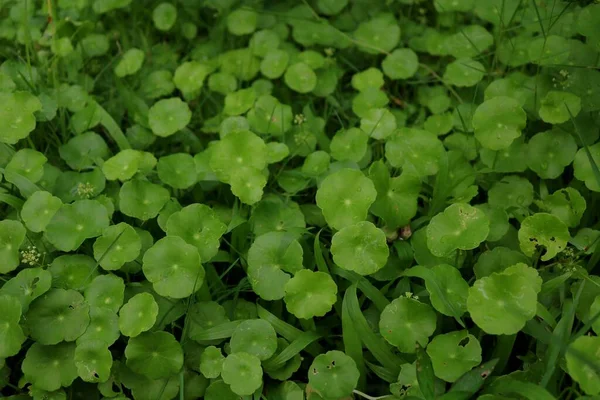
[148, 98, 191, 137]
[125, 331, 183, 379]
[284, 270, 337, 319]
[426, 203, 489, 257]
[315, 168, 377, 230]
[44, 200, 109, 252]
[25, 288, 90, 345]
[221, 352, 263, 396]
[473, 96, 527, 150]
[118, 293, 158, 337]
[93, 223, 141, 271]
[230, 319, 277, 360]
[331, 221, 389, 275]
[518, 213, 570, 261]
[308, 350, 360, 399]
[119, 179, 170, 221]
[22, 342, 77, 392]
[426, 330, 482, 382]
[74, 340, 112, 383]
[142, 236, 205, 299]
[380, 297, 437, 353]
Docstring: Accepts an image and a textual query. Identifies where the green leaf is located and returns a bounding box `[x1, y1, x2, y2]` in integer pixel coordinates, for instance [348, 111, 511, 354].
[467, 264, 541, 334]
[284, 270, 337, 319]
[518, 213, 570, 261]
[473, 96, 527, 150]
[118, 293, 158, 337]
[125, 331, 183, 379]
[142, 236, 205, 299]
[114, 48, 145, 77]
[0, 294, 26, 358]
[93, 223, 141, 271]
[426, 331, 482, 382]
[427, 203, 489, 257]
[44, 200, 109, 252]
[148, 97, 191, 137]
[284, 62, 317, 94]
[382, 48, 419, 80]
[0, 91, 42, 144]
[199, 346, 225, 379]
[0, 219, 26, 274]
[21, 191, 62, 233]
[247, 231, 303, 301]
[444, 58, 485, 87]
[308, 350, 360, 399]
[74, 340, 112, 382]
[539, 91, 582, 124]
[221, 352, 263, 395]
[316, 168, 377, 230]
[22, 342, 78, 392]
[331, 221, 389, 275]
[25, 289, 90, 345]
[230, 319, 277, 360]
[527, 129, 577, 179]
[386, 128, 445, 177]
[379, 296, 437, 353]
[153, 2, 177, 31]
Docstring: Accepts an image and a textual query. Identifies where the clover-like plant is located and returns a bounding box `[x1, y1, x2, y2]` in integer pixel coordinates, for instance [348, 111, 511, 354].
[518, 213, 570, 261]
[44, 200, 109, 252]
[230, 319, 277, 360]
[426, 203, 489, 257]
[118, 292, 158, 337]
[315, 168, 377, 230]
[247, 231, 303, 300]
[308, 350, 360, 399]
[385, 128, 445, 177]
[222, 352, 263, 396]
[25, 289, 90, 345]
[467, 263, 541, 334]
[125, 331, 183, 379]
[284, 270, 337, 319]
[0, 295, 26, 358]
[93, 223, 141, 271]
[379, 297, 437, 353]
[148, 97, 191, 137]
[426, 330, 482, 382]
[0, 220, 26, 274]
[166, 203, 227, 261]
[472, 96, 527, 150]
[331, 221, 389, 275]
[142, 236, 205, 299]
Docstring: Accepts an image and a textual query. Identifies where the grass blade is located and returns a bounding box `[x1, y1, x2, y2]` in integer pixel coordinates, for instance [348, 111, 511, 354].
[262, 331, 321, 370]
[344, 285, 404, 374]
[189, 320, 242, 341]
[416, 344, 436, 400]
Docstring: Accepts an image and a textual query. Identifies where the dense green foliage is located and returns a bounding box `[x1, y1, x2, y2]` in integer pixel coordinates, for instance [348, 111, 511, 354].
[1, 0, 600, 399]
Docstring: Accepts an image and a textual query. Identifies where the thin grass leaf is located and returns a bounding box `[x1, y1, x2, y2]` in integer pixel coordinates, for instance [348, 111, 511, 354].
[262, 331, 320, 371]
[416, 344, 436, 400]
[488, 377, 557, 400]
[90, 100, 131, 150]
[342, 284, 366, 389]
[364, 360, 398, 383]
[402, 265, 465, 327]
[344, 285, 404, 374]
[332, 265, 389, 311]
[188, 320, 242, 341]
[0, 193, 24, 209]
[540, 282, 584, 387]
[448, 358, 498, 394]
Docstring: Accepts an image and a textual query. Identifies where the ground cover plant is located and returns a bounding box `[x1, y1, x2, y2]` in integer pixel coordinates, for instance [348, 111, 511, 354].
[1, 0, 600, 399]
